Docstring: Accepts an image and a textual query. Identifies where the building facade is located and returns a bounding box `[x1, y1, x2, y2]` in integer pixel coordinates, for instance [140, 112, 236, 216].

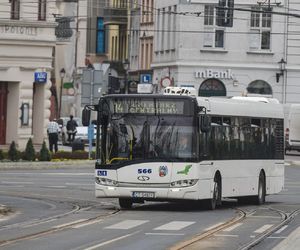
[0, 0, 57, 149]
[152, 0, 300, 105]
[129, 0, 155, 93]
[86, 0, 129, 94]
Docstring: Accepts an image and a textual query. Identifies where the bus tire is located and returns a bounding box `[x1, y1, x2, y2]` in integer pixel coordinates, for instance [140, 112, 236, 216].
[203, 176, 221, 210]
[119, 198, 133, 209]
[255, 173, 266, 205]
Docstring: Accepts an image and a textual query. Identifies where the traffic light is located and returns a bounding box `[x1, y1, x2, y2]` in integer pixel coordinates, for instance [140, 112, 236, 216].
[217, 0, 234, 27]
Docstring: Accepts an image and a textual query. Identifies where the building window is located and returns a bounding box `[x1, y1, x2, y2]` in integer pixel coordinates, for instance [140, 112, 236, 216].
[247, 80, 272, 95]
[96, 17, 105, 54]
[199, 79, 226, 97]
[10, 0, 20, 20]
[249, 7, 272, 50]
[203, 5, 225, 48]
[38, 0, 46, 21]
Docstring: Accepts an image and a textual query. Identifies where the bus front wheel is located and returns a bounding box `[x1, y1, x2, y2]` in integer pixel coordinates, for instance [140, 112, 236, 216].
[255, 173, 266, 205]
[203, 177, 221, 210]
[119, 198, 133, 209]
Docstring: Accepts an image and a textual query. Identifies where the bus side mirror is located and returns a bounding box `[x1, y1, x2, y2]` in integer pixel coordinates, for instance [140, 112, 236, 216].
[200, 116, 211, 133]
[82, 109, 91, 126]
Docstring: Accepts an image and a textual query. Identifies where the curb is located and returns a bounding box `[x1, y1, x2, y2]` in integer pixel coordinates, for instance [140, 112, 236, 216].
[0, 160, 95, 170]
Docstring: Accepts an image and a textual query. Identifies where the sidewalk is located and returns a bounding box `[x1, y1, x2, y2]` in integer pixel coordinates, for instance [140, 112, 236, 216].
[0, 160, 95, 170]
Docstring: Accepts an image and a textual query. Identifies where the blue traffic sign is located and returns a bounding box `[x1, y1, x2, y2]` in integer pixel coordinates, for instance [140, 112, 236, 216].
[140, 74, 152, 84]
[34, 72, 47, 84]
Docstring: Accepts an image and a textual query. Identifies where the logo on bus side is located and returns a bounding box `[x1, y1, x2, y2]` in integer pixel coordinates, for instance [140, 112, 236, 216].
[97, 170, 107, 176]
[177, 165, 192, 175]
[137, 176, 150, 181]
[159, 166, 168, 177]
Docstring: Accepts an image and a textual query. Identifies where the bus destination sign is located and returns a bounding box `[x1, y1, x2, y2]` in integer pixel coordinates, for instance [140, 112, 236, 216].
[112, 99, 185, 115]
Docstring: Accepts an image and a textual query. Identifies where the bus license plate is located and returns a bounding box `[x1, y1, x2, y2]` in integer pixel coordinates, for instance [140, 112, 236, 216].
[132, 191, 155, 198]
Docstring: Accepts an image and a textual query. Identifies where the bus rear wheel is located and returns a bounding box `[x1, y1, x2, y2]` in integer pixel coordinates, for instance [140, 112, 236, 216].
[119, 198, 133, 209]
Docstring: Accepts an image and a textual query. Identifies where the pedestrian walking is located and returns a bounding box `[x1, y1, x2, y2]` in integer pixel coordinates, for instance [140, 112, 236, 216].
[47, 118, 60, 153]
[66, 115, 78, 143]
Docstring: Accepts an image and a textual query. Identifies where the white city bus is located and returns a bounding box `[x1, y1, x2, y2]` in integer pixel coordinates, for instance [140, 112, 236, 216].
[82, 89, 284, 210]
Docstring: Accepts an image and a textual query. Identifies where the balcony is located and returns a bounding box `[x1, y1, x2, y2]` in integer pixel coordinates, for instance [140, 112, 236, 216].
[103, 6, 127, 25]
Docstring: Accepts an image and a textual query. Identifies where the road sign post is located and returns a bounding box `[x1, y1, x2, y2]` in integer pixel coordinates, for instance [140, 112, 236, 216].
[88, 123, 94, 159]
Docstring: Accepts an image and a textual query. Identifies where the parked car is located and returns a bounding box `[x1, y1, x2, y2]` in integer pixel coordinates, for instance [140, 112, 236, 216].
[285, 104, 300, 153]
[57, 117, 96, 145]
[75, 125, 96, 145]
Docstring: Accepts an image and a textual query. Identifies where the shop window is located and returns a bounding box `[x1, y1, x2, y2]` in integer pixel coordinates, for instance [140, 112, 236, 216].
[10, 0, 20, 20]
[199, 78, 226, 97]
[247, 80, 272, 95]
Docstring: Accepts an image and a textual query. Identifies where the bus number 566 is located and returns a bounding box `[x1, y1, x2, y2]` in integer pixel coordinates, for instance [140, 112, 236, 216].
[138, 169, 152, 174]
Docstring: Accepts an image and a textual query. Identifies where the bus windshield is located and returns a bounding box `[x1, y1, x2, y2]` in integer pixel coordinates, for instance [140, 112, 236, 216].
[104, 115, 197, 164]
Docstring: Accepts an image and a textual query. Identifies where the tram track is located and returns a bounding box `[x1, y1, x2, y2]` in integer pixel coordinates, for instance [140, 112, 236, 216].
[0, 192, 120, 247]
[238, 207, 300, 250]
[170, 206, 300, 250]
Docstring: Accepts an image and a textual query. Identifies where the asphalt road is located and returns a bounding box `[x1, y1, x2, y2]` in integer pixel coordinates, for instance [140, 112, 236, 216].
[0, 155, 299, 250]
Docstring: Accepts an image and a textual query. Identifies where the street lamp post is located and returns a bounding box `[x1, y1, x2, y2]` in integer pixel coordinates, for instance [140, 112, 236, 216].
[276, 58, 286, 83]
[59, 68, 65, 118]
[123, 59, 130, 94]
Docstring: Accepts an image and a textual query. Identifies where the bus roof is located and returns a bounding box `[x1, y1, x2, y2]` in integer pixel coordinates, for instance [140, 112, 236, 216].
[197, 96, 283, 119]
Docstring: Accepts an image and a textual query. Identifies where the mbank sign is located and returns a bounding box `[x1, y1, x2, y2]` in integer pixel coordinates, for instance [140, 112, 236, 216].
[195, 69, 234, 79]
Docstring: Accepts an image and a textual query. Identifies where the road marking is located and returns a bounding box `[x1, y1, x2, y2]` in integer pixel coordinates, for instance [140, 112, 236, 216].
[105, 220, 148, 230]
[145, 233, 185, 236]
[1, 181, 33, 184]
[275, 225, 288, 234]
[154, 221, 195, 231]
[273, 227, 300, 250]
[214, 234, 239, 237]
[53, 219, 86, 228]
[223, 223, 243, 232]
[84, 231, 140, 250]
[254, 224, 274, 233]
[204, 222, 224, 231]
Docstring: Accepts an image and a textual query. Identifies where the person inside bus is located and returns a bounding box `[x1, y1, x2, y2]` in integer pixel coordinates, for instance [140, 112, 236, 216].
[178, 135, 191, 157]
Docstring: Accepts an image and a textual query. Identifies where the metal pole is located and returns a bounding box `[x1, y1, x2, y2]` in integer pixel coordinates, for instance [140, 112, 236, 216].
[125, 71, 128, 94]
[59, 76, 63, 118]
[90, 70, 94, 104]
[88, 70, 94, 159]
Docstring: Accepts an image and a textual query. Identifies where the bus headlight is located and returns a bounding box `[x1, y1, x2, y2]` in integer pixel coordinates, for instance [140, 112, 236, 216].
[95, 177, 118, 186]
[170, 179, 198, 188]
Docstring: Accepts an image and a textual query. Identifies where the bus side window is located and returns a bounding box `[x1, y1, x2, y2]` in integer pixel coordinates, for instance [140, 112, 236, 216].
[199, 117, 209, 159]
[210, 117, 222, 160]
[223, 117, 231, 159]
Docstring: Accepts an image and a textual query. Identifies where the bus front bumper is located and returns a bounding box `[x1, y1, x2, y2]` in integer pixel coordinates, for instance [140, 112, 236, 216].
[95, 179, 211, 201]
